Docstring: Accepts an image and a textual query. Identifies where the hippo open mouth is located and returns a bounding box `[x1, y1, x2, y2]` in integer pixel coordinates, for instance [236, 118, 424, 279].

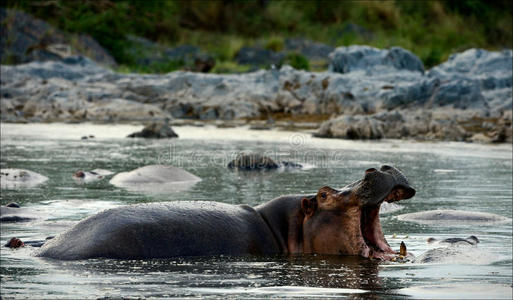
[357, 167, 416, 259]
[360, 203, 394, 257]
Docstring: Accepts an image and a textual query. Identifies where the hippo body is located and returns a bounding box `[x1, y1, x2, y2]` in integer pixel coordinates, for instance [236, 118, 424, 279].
[109, 165, 201, 193]
[1, 168, 48, 189]
[397, 210, 510, 225]
[36, 165, 415, 260]
[1, 205, 34, 222]
[37, 201, 280, 260]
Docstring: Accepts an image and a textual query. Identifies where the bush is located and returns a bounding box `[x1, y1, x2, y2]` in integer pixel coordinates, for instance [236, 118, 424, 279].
[283, 53, 310, 71]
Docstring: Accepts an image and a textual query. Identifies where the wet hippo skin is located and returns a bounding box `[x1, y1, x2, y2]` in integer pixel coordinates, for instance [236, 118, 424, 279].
[35, 165, 415, 260]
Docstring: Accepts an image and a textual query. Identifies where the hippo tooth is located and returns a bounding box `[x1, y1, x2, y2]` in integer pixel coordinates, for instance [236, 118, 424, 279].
[399, 241, 407, 256]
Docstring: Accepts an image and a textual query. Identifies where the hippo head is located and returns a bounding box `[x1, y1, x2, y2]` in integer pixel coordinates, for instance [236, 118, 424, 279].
[300, 165, 415, 259]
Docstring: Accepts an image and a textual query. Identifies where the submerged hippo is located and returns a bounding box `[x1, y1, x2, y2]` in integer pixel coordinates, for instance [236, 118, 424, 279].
[109, 165, 201, 193]
[427, 235, 479, 246]
[415, 236, 488, 264]
[34, 165, 415, 260]
[227, 153, 302, 170]
[0, 203, 34, 222]
[397, 210, 510, 225]
[0, 168, 48, 189]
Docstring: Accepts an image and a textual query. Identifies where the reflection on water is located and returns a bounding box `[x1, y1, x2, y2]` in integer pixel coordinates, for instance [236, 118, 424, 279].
[1, 124, 512, 299]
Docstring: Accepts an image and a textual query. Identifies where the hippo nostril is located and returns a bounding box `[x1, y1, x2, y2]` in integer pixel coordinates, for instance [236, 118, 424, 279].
[365, 168, 377, 174]
[381, 165, 392, 171]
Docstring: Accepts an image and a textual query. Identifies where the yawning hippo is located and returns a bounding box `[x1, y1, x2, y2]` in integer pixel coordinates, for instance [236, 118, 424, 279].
[35, 165, 414, 260]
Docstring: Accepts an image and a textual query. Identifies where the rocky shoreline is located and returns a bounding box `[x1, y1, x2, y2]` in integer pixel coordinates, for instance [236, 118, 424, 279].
[1, 46, 512, 143]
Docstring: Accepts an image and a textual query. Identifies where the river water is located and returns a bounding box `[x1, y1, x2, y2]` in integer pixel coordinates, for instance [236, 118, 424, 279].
[1, 123, 512, 299]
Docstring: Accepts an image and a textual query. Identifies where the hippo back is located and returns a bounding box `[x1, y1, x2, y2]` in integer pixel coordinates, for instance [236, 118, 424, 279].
[36, 201, 280, 260]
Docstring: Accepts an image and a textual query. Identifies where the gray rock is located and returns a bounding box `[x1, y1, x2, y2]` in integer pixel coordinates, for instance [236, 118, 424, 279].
[284, 38, 334, 60]
[329, 45, 425, 74]
[127, 122, 178, 139]
[315, 109, 476, 142]
[235, 46, 285, 68]
[315, 115, 385, 139]
[1, 55, 110, 81]
[1, 46, 511, 143]
[227, 153, 280, 170]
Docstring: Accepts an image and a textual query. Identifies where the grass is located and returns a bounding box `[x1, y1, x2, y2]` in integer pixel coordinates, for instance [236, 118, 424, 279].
[2, 0, 512, 72]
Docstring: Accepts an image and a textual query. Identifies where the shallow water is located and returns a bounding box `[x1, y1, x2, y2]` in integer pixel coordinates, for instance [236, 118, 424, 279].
[1, 123, 512, 299]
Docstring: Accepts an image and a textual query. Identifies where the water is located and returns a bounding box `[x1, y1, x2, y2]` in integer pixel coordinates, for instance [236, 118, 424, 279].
[1, 123, 512, 299]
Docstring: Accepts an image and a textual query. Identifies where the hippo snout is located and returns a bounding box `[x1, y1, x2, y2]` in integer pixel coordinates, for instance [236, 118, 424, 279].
[351, 165, 415, 206]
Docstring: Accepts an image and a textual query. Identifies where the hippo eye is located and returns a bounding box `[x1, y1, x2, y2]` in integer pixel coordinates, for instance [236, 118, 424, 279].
[320, 192, 327, 199]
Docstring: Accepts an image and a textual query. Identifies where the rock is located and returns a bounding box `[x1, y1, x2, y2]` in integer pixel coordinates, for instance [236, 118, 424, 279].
[1, 55, 110, 81]
[126, 36, 215, 73]
[0, 8, 116, 66]
[227, 153, 302, 170]
[127, 122, 178, 138]
[284, 38, 334, 60]
[85, 99, 172, 122]
[235, 46, 285, 68]
[1, 44, 511, 143]
[315, 115, 385, 139]
[328, 45, 425, 74]
[428, 48, 512, 85]
[227, 153, 280, 170]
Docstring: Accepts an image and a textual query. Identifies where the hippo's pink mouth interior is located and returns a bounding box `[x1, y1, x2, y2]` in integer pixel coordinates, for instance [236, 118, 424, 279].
[360, 205, 394, 255]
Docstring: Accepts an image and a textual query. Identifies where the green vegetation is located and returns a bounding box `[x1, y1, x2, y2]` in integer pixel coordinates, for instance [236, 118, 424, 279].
[3, 0, 512, 72]
[282, 53, 310, 71]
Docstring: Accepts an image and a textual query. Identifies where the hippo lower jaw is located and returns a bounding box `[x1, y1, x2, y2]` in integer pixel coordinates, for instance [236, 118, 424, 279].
[359, 197, 407, 260]
[359, 205, 395, 259]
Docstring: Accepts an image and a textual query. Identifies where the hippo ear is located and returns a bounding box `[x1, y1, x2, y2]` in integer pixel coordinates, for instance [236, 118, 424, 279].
[385, 184, 416, 202]
[301, 196, 317, 217]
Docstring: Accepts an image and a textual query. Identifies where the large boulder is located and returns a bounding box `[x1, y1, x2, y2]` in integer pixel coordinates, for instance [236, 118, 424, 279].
[428, 48, 513, 112]
[328, 45, 425, 74]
